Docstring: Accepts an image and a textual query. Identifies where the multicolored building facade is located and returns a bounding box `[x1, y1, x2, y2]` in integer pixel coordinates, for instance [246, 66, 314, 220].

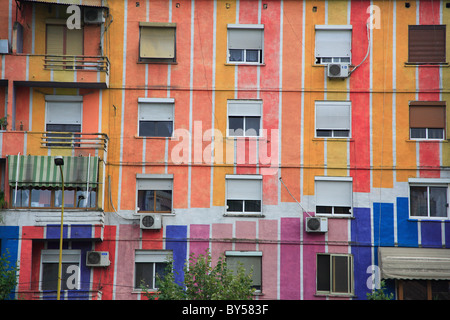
[1, 0, 450, 300]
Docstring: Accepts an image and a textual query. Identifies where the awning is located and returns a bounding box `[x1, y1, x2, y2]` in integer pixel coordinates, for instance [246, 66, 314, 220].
[8, 155, 98, 188]
[378, 247, 450, 280]
[19, 0, 108, 8]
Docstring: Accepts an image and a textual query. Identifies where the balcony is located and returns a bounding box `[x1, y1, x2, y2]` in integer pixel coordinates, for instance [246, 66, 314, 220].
[41, 131, 108, 151]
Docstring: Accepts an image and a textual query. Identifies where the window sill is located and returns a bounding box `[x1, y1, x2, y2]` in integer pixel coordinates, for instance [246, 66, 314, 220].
[404, 62, 449, 67]
[312, 138, 354, 142]
[406, 139, 447, 143]
[315, 214, 354, 219]
[225, 63, 265, 66]
[223, 213, 265, 218]
[408, 217, 449, 222]
[137, 60, 178, 65]
[314, 293, 355, 298]
[134, 135, 172, 139]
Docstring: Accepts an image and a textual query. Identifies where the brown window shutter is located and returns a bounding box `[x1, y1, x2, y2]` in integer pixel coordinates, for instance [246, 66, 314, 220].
[410, 102, 446, 128]
[408, 25, 446, 63]
[139, 25, 175, 59]
[66, 28, 83, 56]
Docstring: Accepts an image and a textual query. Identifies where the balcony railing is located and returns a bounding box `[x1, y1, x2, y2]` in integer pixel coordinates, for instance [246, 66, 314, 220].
[41, 132, 108, 151]
[44, 55, 110, 74]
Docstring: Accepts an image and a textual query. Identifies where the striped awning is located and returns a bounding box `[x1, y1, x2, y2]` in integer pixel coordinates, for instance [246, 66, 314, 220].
[19, 0, 108, 8]
[8, 155, 98, 188]
[379, 247, 450, 280]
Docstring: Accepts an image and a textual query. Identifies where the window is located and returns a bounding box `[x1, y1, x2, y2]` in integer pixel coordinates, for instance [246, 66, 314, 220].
[315, 101, 351, 138]
[11, 187, 96, 209]
[226, 175, 262, 214]
[135, 250, 172, 290]
[399, 280, 450, 300]
[408, 25, 446, 64]
[409, 180, 449, 219]
[227, 100, 262, 137]
[46, 22, 83, 69]
[45, 95, 82, 147]
[315, 25, 352, 65]
[137, 174, 173, 213]
[317, 253, 353, 295]
[409, 101, 446, 140]
[227, 24, 264, 64]
[41, 249, 80, 291]
[315, 177, 352, 215]
[138, 98, 174, 137]
[139, 22, 176, 63]
[225, 251, 262, 292]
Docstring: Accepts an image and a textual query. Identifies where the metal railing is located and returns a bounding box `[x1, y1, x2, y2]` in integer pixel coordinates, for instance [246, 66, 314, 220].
[44, 55, 109, 73]
[41, 132, 108, 151]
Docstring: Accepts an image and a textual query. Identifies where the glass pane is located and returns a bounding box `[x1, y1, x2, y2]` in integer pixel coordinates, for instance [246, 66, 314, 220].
[431, 281, 450, 300]
[76, 188, 97, 208]
[334, 206, 351, 215]
[11, 188, 29, 207]
[135, 263, 154, 289]
[316, 206, 332, 214]
[429, 187, 447, 217]
[30, 188, 52, 208]
[61, 263, 79, 290]
[317, 255, 330, 292]
[341, 57, 350, 63]
[316, 130, 332, 137]
[138, 190, 155, 212]
[402, 280, 428, 300]
[410, 128, 426, 139]
[245, 117, 260, 136]
[54, 189, 75, 208]
[155, 190, 172, 212]
[229, 117, 244, 136]
[229, 49, 244, 62]
[246, 50, 259, 62]
[410, 186, 428, 216]
[428, 128, 444, 139]
[321, 57, 332, 63]
[42, 263, 78, 291]
[244, 200, 261, 212]
[333, 130, 350, 138]
[332, 256, 350, 293]
[139, 121, 156, 137]
[227, 200, 243, 212]
[155, 121, 173, 137]
[155, 262, 169, 288]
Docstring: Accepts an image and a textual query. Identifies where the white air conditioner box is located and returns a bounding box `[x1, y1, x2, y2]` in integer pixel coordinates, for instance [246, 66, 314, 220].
[84, 8, 105, 24]
[327, 63, 349, 78]
[140, 214, 162, 230]
[86, 251, 110, 267]
[306, 217, 328, 232]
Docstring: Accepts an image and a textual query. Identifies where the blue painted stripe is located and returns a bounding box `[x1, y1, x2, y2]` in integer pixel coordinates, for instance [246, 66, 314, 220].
[71, 225, 92, 239]
[396, 197, 418, 247]
[421, 222, 442, 248]
[373, 203, 395, 247]
[165, 225, 188, 285]
[0, 226, 20, 300]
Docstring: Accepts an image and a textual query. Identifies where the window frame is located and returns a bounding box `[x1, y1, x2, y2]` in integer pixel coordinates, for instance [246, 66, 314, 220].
[225, 251, 262, 293]
[134, 250, 173, 291]
[40, 249, 81, 292]
[315, 177, 353, 217]
[227, 100, 263, 137]
[225, 175, 263, 215]
[314, 25, 352, 65]
[227, 24, 264, 65]
[409, 101, 446, 141]
[138, 22, 177, 63]
[315, 101, 351, 139]
[138, 97, 175, 138]
[136, 174, 173, 214]
[316, 253, 354, 296]
[408, 178, 450, 220]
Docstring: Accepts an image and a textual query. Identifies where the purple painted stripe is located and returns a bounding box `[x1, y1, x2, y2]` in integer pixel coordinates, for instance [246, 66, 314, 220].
[280, 218, 300, 300]
[189, 224, 210, 257]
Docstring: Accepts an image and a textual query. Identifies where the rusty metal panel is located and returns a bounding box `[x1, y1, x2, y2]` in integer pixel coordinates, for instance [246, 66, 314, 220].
[408, 25, 446, 63]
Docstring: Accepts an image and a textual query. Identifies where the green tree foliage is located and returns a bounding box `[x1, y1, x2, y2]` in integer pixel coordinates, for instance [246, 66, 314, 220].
[143, 250, 255, 300]
[366, 280, 394, 300]
[0, 250, 19, 300]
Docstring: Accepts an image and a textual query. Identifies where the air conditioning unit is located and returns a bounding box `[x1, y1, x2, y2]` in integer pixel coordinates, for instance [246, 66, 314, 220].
[84, 8, 105, 24]
[140, 214, 162, 230]
[86, 251, 110, 267]
[327, 63, 349, 78]
[305, 217, 328, 233]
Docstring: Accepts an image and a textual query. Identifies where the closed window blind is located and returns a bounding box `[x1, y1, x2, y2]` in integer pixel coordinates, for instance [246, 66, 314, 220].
[140, 23, 176, 59]
[46, 25, 64, 55]
[408, 25, 446, 63]
[228, 100, 262, 117]
[316, 179, 352, 207]
[228, 25, 264, 50]
[315, 25, 352, 58]
[226, 175, 262, 201]
[46, 96, 82, 125]
[316, 101, 351, 130]
[139, 102, 174, 121]
[409, 102, 445, 128]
